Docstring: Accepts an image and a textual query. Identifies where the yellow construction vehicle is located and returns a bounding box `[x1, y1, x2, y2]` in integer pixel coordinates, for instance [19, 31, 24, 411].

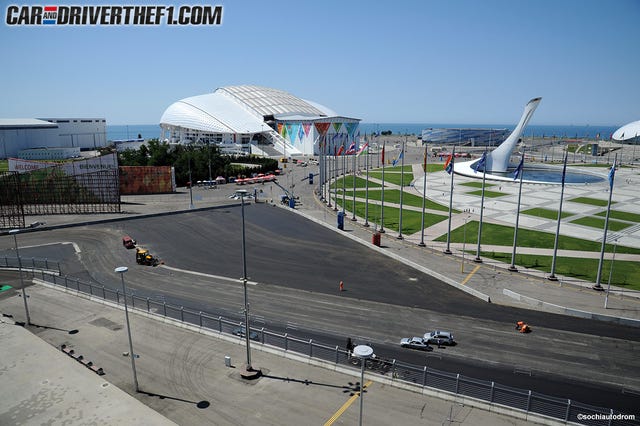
[135, 248, 159, 266]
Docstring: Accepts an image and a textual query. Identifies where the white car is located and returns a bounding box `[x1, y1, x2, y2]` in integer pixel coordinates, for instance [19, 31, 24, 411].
[400, 337, 433, 351]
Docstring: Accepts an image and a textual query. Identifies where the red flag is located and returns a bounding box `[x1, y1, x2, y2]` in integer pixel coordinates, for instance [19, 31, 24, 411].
[337, 145, 345, 156]
[381, 146, 385, 163]
[443, 154, 453, 171]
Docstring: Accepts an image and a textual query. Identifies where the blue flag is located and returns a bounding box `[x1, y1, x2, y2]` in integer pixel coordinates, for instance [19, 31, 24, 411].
[473, 151, 487, 173]
[392, 149, 404, 166]
[608, 163, 616, 190]
[513, 155, 524, 181]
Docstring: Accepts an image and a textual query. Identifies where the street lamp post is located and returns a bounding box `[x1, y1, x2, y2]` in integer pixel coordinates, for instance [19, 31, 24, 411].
[236, 189, 258, 377]
[353, 345, 373, 426]
[9, 229, 31, 325]
[114, 266, 139, 392]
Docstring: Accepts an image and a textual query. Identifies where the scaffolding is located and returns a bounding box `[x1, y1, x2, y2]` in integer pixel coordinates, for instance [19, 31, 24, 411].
[0, 167, 120, 229]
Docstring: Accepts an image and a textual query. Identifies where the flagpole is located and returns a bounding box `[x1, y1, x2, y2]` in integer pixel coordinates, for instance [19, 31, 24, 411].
[594, 155, 617, 290]
[342, 139, 346, 215]
[419, 144, 428, 247]
[333, 139, 340, 212]
[509, 150, 526, 272]
[327, 137, 333, 208]
[444, 148, 455, 255]
[364, 137, 370, 227]
[474, 150, 487, 263]
[319, 133, 325, 202]
[351, 138, 357, 221]
[548, 153, 568, 281]
[380, 141, 386, 233]
[397, 139, 405, 239]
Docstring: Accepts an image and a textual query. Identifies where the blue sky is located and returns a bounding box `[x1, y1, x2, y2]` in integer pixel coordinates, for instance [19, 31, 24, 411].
[2, 0, 639, 126]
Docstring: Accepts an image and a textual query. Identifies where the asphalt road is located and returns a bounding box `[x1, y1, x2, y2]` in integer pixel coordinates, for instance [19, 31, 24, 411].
[2, 205, 639, 415]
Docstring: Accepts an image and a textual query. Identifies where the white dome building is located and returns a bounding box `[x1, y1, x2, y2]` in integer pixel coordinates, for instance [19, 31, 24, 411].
[160, 85, 361, 156]
[612, 120, 640, 143]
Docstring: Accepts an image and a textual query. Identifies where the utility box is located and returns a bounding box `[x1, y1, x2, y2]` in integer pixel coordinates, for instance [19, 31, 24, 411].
[224, 355, 231, 367]
[337, 212, 344, 230]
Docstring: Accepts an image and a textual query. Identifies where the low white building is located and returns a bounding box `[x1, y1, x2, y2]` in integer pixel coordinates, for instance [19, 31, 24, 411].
[0, 118, 107, 159]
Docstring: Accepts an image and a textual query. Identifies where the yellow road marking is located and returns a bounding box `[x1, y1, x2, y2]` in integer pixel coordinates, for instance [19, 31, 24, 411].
[461, 264, 481, 285]
[324, 380, 373, 426]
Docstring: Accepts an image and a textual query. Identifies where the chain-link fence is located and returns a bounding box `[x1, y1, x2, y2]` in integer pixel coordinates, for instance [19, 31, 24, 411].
[3, 259, 637, 426]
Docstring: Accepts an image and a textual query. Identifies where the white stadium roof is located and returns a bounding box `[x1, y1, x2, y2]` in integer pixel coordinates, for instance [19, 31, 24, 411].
[612, 120, 640, 141]
[160, 85, 342, 134]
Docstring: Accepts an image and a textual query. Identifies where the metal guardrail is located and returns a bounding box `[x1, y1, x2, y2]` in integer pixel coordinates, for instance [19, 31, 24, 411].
[3, 261, 637, 426]
[1, 256, 60, 273]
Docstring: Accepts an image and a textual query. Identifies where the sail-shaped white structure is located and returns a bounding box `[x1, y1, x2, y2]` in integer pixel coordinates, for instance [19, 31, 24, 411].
[454, 97, 541, 176]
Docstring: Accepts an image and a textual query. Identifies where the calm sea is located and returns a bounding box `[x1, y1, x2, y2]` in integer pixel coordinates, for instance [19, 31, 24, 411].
[107, 123, 619, 141]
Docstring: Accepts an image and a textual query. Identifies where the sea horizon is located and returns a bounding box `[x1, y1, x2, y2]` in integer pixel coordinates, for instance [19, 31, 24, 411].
[107, 122, 621, 141]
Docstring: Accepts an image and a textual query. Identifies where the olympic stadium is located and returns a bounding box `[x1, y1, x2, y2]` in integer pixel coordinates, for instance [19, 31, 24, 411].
[159, 85, 361, 157]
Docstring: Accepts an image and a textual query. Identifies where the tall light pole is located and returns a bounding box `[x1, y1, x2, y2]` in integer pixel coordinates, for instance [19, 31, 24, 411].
[114, 266, 139, 392]
[353, 345, 373, 426]
[237, 189, 256, 375]
[9, 229, 31, 325]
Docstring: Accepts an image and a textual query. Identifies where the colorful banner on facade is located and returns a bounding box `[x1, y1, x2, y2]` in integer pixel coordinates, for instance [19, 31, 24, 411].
[286, 124, 294, 141]
[290, 123, 300, 143]
[303, 123, 312, 136]
[332, 122, 342, 133]
[345, 122, 358, 139]
[314, 122, 330, 135]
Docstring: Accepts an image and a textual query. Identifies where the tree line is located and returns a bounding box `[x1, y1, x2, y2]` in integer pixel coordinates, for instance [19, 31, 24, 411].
[116, 139, 278, 186]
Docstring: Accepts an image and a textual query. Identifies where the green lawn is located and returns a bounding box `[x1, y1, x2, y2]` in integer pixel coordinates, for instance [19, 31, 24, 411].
[343, 188, 455, 212]
[569, 216, 631, 231]
[595, 210, 640, 222]
[569, 197, 615, 207]
[434, 221, 640, 254]
[522, 207, 574, 220]
[331, 176, 381, 190]
[481, 252, 640, 291]
[0, 160, 7, 172]
[459, 181, 496, 188]
[466, 190, 505, 198]
[367, 171, 414, 186]
[333, 198, 448, 234]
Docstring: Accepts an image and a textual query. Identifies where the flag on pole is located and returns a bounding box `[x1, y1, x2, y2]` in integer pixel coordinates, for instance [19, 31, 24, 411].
[346, 142, 356, 155]
[392, 148, 404, 166]
[444, 153, 453, 174]
[473, 151, 487, 173]
[356, 142, 369, 157]
[513, 155, 524, 181]
[561, 153, 568, 185]
[381, 146, 385, 163]
[608, 162, 616, 190]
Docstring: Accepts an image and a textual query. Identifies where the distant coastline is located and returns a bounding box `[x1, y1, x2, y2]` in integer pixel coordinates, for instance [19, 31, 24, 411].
[107, 123, 620, 142]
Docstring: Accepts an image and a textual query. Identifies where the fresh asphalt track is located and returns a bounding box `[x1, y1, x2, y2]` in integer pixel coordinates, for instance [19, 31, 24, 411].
[2, 204, 640, 416]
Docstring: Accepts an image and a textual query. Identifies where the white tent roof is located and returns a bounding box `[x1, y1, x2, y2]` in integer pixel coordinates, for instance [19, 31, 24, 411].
[160, 85, 355, 134]
[612, 120, 640, 141]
